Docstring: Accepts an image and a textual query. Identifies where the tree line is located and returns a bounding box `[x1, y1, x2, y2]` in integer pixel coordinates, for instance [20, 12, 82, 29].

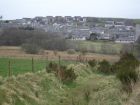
[0, 27, 70, 53]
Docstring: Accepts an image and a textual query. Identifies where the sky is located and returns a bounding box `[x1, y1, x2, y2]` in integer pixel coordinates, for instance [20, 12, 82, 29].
[0, 0, 140, 20]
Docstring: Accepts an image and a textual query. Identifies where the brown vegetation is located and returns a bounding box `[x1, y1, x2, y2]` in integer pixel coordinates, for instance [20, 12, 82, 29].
[0, 46, 119, 62]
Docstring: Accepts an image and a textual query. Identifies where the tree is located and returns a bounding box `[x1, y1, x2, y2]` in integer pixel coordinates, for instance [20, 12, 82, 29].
[88, 33, 99, 40]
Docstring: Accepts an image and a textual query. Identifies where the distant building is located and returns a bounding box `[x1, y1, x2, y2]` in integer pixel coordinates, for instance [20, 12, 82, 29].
[115, 37, 135, 43]
[105, 21, 115, 28]
[71, 36, 86, 40]
[73, 16, 83, 22]
[46, 16, 55, 24]
[65, 16, 73, 22]
[135, 24, 140, 41]
[114, 21, 125, 28]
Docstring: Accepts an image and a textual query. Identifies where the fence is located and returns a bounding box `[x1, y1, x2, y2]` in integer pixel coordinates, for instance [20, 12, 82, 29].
[0, 57, 46, 77]
[0, 55, 86, 77]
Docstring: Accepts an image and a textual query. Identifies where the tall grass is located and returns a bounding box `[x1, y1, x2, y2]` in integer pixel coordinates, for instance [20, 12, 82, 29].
[0, 63, 128, 105]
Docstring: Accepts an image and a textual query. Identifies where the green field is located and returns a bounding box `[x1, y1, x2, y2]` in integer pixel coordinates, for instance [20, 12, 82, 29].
[72, 40, 123, 54]
[0, 57, 75, 77]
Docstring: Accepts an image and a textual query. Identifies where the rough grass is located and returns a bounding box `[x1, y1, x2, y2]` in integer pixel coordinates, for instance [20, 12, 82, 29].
[73, 40, 123, 54]
[0, 63, 129, 105]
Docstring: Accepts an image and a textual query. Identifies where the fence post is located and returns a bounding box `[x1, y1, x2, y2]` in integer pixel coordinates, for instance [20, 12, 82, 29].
[46, 52, 49, 61]
[76, 56, 78, 64]
[8, 60, 11, 77]
[58, 55, 61, 66]
[32, 58, 34, 73]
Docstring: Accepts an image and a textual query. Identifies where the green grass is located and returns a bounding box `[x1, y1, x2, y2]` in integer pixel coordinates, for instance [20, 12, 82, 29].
[0, 57, 47, 77]
[0, 57, 75, 77]
[0, 63, 128, 105]
[72, 40, 123, 54]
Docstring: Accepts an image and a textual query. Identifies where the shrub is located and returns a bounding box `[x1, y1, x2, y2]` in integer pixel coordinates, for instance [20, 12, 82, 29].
[21, 43, 41, 54]
[57, 66, 77, 83]
[48, 62, 58, 70]
[47, 63, 77, 83]
[67, 49, 76, 54]
[116, 53, 140, 93]
[98, 60, 111, 74]
[88, 59, 97, 67]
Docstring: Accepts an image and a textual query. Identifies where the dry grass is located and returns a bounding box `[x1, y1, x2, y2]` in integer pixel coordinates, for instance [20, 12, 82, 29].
[0, 46, 119, 62]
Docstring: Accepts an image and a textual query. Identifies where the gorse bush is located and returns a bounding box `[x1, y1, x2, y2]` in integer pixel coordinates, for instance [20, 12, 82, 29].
[46, 62, 58, 73]
[46, 62, 77, 83]
[116, 53, 140, 93]
[56, 66, 77, 83]
[88, 59, 97, 67]
[98, 60, 111, 74]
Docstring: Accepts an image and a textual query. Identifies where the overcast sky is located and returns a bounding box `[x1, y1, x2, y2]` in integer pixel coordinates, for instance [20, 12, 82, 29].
[0, 0, 140, 20]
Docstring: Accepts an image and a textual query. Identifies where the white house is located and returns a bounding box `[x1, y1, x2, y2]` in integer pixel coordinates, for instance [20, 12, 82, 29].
[115, 37, 135, 43]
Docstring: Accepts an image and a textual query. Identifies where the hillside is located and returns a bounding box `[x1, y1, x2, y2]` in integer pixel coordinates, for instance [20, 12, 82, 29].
[0, 63, 129, 105]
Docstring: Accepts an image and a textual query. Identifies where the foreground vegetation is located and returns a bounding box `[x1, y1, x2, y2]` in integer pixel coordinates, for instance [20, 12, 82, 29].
[0, 54, 139, 105]
[0, 52, 139, 105]
[0, 63, 127, 105]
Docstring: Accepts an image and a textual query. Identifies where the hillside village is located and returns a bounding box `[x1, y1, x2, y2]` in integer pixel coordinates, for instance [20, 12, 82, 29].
[0, 16, 140, 43]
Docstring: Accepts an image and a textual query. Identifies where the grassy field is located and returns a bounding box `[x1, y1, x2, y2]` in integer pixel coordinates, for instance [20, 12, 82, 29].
[0, 57, 74, 77]
[0, 57, 47, 77]
[0, 63, 129, 105]
[72, 40, 123, 54]
[0, 46, 139, 105]
[0, 45, 120, 77]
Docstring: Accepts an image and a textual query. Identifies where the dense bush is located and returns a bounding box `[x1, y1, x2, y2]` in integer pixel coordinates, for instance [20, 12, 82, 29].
[46, 62, 58, 73]
[58, 66, 77, 83]
[88, 59, 97, 67]
[46, 62, 77, 83]
[21, 43, 41, 54]
[116, 53, 140, 93]
[98, 60, 111, 74]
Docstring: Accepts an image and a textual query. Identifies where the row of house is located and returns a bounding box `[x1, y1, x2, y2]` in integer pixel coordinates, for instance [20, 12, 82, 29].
[0, 16, 139, 43]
